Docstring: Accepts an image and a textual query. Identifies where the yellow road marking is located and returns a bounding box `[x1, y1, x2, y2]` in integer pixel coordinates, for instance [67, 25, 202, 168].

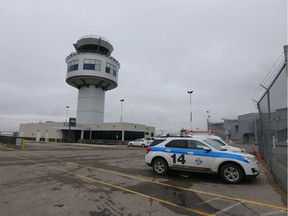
[0, 149, 212, 216]
[1, 145, 287, 212]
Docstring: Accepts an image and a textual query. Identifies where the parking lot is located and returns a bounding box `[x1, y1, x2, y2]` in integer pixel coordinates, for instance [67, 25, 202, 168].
[0, 141, 287, 216]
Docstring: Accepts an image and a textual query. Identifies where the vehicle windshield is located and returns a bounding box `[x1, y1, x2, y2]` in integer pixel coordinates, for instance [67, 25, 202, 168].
[208, 138, 225, 146]
[212, 138, 230, 146]
[202, 139, 226, 151]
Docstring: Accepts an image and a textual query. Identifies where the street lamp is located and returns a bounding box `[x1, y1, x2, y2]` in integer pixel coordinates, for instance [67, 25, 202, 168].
[65, 106, 69, 122]
[187, 91, 193, 131]
[206, 111, 211, 131]
[120, 99, 124, 123]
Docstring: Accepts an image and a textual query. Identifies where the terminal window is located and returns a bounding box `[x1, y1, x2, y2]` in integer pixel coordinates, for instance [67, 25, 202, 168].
[106, 63, 117, 77]
[83, 59, 101, 71]
[68, 60, 79, 72]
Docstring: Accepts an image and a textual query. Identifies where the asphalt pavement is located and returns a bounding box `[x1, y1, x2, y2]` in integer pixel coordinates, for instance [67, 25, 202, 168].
[0, 141, 287, 216]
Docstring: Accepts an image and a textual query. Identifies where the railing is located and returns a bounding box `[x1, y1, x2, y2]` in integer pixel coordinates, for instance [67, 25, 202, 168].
[65, 52, 121, 68]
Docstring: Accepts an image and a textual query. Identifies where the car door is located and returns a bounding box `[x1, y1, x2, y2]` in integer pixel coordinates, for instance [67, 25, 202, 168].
[134, 139, 141, 146]
[164, 140, 189, 169]
[186, 140, 215, 172]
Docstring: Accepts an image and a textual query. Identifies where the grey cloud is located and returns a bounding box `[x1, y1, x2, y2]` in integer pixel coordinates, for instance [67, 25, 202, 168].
[0, 0, 286, 132]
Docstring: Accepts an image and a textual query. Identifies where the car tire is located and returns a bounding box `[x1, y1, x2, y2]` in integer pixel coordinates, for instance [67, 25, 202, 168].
[152, 158, 168, 175]
[220, 163, 244, 184]
[141, 144, 145, 147]
[128, 143, 133, 147]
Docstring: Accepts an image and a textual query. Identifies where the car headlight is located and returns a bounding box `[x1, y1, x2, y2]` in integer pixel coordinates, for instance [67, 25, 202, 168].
[243, 157, 256, 163]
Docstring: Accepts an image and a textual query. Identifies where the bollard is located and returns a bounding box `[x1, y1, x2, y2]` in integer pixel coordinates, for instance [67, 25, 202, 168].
[21, 138, 25, 151]
[257, 152, 261, 160]
[252, 144, 255, 153]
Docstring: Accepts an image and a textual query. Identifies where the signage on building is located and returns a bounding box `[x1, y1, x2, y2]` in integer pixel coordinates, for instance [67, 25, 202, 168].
[69, 118, 76, 127]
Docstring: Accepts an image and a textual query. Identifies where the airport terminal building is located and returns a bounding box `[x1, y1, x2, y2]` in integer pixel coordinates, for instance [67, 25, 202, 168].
[19, 121, 155, 144]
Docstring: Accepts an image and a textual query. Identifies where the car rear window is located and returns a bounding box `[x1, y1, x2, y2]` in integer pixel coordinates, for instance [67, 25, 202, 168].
[150, 139, 166, 146]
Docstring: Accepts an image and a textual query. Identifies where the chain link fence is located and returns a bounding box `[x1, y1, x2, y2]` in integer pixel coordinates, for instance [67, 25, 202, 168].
[256, 46, 287, 192]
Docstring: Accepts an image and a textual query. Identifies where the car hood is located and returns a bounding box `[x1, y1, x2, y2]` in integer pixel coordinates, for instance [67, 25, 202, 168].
[221, 148, 256, 159]
[221, 146, 246, 153]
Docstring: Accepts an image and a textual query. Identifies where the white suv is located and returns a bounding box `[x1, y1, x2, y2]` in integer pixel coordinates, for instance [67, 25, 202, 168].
[189, 134, 246, 153]
[145, 137, 260, 184]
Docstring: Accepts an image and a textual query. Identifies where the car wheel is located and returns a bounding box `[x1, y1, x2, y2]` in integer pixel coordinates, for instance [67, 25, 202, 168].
[152, 158, 168, 175]
[141, 144, 145, 147]
[220, 163, 244, 184]
[128, 143, 133, 147]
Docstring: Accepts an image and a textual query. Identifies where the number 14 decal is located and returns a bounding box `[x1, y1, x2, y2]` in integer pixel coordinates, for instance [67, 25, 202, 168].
[171, 154, 186, 164]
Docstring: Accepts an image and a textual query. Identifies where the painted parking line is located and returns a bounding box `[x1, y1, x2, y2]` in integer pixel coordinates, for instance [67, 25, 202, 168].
[214, 202, 243, 215]
[1, 145, 287, 213]
[197, 197, 221, 205]
[0, 149, 213, 216]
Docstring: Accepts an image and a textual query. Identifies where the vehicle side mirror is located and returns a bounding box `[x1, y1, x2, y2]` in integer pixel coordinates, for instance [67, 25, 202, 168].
[202, 146, 211, 151]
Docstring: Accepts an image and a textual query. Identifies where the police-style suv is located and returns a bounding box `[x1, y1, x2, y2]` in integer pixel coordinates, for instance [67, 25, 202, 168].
[145, 137, 260, 184]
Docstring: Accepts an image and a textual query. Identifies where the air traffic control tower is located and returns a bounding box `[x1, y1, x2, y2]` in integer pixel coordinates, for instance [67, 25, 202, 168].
[65, 35, 120, 124]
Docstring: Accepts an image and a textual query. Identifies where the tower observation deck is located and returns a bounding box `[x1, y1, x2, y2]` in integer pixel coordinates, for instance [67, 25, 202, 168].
[66, 35, 120, 124]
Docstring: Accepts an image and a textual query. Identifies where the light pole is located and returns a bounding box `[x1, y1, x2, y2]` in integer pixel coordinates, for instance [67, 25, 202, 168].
[120, 99, 124, 123]
[206, 110, 210, 131]
[187, 91, 193, 131]
[65, 106, 69, 123]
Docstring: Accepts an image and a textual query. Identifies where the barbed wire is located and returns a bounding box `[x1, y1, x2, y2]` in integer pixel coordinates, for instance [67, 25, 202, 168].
[252, 52, 285, 103]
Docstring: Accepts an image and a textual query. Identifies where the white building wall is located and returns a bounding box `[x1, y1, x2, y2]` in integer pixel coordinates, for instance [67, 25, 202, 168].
[86, 122, 155, 136]
[77, 86, 105, 124]
[19, 122, 64, 140]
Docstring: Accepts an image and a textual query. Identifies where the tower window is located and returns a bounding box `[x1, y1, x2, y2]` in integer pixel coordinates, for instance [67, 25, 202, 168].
[68, 60, 79, 72]
[83, 59, 101, 71]
[106, 62, 117, 77]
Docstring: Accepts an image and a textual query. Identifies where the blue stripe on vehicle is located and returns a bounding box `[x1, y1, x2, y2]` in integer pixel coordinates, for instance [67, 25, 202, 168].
[150, 147, 248, 163]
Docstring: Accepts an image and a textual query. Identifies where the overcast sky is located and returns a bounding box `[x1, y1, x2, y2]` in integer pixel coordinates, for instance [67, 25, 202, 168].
[0, 0, 286, 134]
